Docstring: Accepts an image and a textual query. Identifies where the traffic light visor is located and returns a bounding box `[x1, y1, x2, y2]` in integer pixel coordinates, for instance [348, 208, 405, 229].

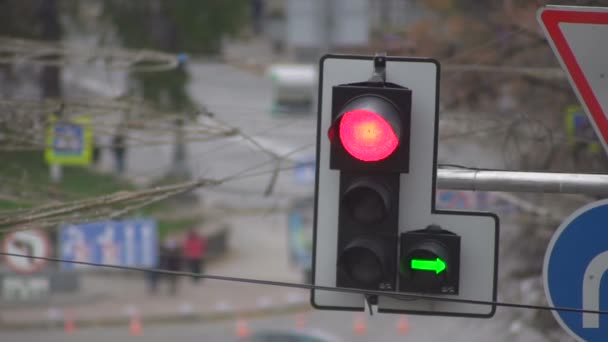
[339, 109, 399, 162]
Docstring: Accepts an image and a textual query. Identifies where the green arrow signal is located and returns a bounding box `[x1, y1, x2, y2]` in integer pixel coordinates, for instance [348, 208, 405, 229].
[411, 258, 446, 274]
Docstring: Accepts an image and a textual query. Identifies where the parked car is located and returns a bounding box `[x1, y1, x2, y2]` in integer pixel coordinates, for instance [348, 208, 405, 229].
[239, 328, 341, 342]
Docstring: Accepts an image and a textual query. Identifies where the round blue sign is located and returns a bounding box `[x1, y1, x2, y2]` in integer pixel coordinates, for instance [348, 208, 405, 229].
[544, 199, 608, 342]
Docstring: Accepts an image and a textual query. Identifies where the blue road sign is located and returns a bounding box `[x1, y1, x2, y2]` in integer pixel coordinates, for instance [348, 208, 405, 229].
[45, 115, 93, 166]
[59, 219, 158, 270]
[543, 199, 608, 342]
[287, 197, 313, 270]
[53, 124, 84, 156]
[293, 155, 316, 185]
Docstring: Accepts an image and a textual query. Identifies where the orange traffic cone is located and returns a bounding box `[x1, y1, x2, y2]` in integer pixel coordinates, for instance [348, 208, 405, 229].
[295, 313, 307, 330]
[353, 313, 367, 336]
[129, 314, 143, 336]
[63, 312, 76, 334]
[235, 318, 251, 339]
[396, 315, 410, 335]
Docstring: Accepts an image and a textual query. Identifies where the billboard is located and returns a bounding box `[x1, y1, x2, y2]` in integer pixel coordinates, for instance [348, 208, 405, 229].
[59, 219, 158, 270]
[287, 197, 314, 270]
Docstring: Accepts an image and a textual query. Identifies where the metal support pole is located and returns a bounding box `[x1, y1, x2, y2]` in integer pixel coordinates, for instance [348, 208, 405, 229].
[437, 168, 608, 197]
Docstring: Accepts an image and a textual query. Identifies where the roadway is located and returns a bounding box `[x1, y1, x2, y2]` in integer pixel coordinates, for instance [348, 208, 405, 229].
[0, 308, 548, 342]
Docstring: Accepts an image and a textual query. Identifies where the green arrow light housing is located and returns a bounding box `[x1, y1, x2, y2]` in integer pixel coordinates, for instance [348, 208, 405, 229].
[399, 225, 460, 295]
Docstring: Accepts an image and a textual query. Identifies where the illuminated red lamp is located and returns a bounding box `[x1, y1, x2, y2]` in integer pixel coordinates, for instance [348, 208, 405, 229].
[338, 109, 399, 162]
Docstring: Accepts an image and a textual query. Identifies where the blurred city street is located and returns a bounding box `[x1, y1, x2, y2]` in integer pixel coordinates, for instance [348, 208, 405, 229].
[1, 1, 604, 342]
[0, 59, 552, 341]
[2, 309, 550, 342]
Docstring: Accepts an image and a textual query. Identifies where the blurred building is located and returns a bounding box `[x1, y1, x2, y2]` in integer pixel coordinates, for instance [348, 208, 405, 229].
[369, 0, 429, 30]
[260, 0, 430, 62]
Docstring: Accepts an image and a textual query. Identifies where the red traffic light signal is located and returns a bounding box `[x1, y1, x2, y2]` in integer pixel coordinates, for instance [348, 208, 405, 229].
[339, 108, 399, 162]
[329, 85, 411, 172]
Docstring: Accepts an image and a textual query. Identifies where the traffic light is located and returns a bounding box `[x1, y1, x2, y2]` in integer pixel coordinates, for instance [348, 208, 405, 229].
[399, 225, 460, 294]
[329, 74, 411, 292]
[312, 54, 498, 318]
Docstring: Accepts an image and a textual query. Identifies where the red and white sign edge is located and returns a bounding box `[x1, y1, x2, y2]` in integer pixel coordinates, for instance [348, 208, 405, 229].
[538, 6, 608, 155]
[2, 229, 51, 274]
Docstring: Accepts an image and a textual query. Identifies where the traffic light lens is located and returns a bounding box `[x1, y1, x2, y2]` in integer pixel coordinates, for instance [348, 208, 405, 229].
[341, 246, 383, 286]
[339, 109, 399, 162]
[343, 183, 389, 223]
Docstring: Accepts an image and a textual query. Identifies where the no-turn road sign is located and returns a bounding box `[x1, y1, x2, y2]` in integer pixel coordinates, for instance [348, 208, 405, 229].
[2, 229, 51, 274]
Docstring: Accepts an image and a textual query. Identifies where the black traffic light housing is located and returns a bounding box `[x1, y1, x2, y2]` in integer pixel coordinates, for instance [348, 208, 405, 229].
[336, 172, 400, 290]
[331, 56, 412, 293]
[399, 225, 461, 294]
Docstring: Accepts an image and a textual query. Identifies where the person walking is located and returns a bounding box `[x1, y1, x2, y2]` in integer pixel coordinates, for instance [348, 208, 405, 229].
[92, 136, 102, 167]
[112, 128, 127, 174]
[250, 0, 264, 35]
[145, 241, 161, 295]
[160, 237, 182, 295]
[183, 230, 207, 284]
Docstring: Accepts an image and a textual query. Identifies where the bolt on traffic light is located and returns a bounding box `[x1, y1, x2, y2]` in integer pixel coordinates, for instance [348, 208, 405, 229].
[329, 57, 412, 292]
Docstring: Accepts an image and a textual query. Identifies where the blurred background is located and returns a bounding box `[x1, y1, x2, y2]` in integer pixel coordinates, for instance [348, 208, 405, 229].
[0, 0, 604, 341]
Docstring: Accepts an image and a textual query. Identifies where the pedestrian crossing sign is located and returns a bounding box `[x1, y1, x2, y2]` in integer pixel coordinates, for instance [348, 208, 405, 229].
[45, 115, 93, 166]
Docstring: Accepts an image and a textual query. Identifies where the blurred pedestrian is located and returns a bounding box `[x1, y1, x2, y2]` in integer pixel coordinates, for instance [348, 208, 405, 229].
[112, 128, 127, 174]
[145, 241, 161, 295]
[250, 0, 264, 35]
[92, 136, 101, 166]
[146, 269, 160, 295]
[160, 237, 182, 295]
[183, 230, 207, 284]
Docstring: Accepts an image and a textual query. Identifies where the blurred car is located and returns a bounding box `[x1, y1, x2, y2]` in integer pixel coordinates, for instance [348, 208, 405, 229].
[239, 328, 341, 342]
[266, 64, 316, 116]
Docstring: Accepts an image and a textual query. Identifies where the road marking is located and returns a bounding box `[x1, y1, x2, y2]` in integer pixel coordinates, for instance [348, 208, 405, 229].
[214, 301, 233, 312]
[178, 302, 194, 316]
[122, 304, 137, 318]
[286, 292, 306, 304]
[256, 296, 273, 309]
[583, 250, 608, 328]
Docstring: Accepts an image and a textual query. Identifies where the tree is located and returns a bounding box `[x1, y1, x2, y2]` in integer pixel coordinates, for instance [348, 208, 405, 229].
[0, 0, 63, 99]
[102, 0, 248, 110]
[101, 0, 248, 180]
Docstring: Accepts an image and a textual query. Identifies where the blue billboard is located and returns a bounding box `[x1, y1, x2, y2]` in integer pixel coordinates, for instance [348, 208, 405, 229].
[59, 219, 158, 270]
[293, 155, 316, 185]
[287, 197, 314, 270]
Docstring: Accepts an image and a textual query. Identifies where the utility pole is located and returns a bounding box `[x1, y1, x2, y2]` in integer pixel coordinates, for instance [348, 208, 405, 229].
[39, 0, 61, 99]
[321, 0, 332, 57]
[39, 0, 63, 184]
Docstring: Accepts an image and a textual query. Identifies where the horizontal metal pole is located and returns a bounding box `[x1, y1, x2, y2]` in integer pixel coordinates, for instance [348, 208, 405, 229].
[437, 169, 608, 196]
